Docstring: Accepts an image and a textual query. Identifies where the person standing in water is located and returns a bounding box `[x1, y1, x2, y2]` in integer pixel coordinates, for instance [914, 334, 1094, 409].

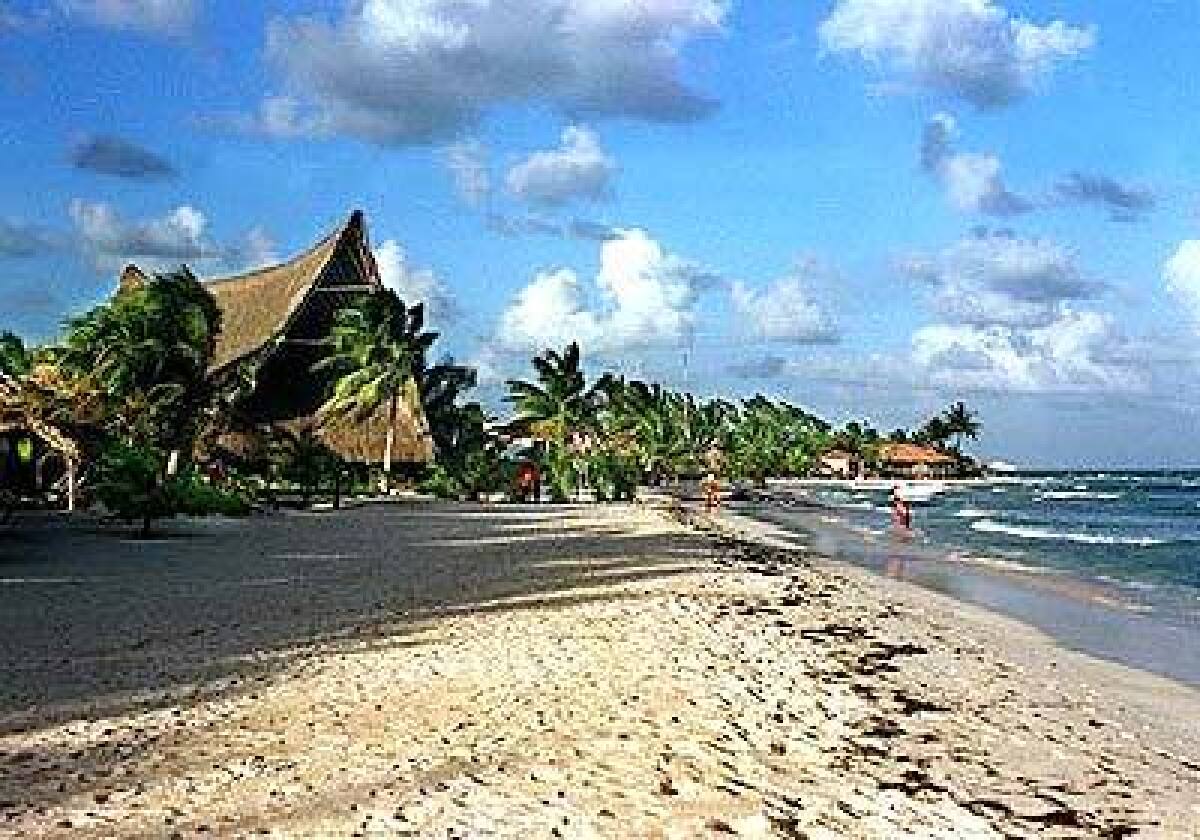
[891, 485, 912, 532]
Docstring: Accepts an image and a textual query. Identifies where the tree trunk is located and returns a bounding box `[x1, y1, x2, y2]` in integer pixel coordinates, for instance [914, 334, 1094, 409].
[383, 393, 398, 493]
[140, 512, 152, 539]
[333, 467, 342, 510]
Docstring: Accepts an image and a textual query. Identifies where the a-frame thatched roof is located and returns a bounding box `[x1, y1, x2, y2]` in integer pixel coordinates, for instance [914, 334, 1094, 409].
[203, 210, 379, 372]
[117, 211, 434, 466]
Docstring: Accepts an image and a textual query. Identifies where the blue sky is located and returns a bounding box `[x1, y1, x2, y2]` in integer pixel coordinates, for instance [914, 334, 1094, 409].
[3, 0, 1200, 467]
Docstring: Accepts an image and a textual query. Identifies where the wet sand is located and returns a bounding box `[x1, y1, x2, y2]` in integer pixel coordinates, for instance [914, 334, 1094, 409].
[1, 502, 1198, 837]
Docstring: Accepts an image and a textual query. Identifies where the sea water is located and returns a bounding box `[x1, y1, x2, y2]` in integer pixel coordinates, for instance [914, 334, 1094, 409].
[749, 471, 1200, 684]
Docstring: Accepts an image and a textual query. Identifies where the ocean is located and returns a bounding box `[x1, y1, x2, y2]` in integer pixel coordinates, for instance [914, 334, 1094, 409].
[739, 470, 1200, 685]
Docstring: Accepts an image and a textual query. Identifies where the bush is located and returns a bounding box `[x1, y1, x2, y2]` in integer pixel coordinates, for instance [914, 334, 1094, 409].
[419, 464, 463, 500]
[94, 442, 250, 535]
[170, 472, 251, 517]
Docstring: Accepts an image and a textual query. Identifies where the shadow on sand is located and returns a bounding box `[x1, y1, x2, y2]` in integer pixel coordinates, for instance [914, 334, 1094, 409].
[0, 503, 717, 817]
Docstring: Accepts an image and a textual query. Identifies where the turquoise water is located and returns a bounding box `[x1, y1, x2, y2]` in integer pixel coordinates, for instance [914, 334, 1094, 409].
[800, 472, 1200, 598]
[744, 471, 1200, 685]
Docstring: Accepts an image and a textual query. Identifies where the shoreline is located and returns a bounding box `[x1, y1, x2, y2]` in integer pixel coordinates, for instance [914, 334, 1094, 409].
[730, 490, 1200, 689]
[1, 503, 1198, 836]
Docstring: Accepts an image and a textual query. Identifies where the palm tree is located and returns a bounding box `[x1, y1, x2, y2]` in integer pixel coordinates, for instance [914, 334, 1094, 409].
[505, 342, 599, 445]
[316, 292, 429, 489]
[505, 342, 604, 500]
[56, 268, 220, 452]
[943, 401, 980, 452]
[0, 332, 31, 378]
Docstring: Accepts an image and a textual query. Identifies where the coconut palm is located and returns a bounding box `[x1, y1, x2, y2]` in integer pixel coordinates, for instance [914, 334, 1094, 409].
[316, 292, 430, 488]
[56, 268, 220, 451]
[0, 332, 31, 378]
[505, 342, 600, 444]
[943, 401, 980, 452]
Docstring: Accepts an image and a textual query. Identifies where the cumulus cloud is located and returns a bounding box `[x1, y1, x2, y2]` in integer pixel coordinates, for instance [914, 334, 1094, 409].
[69, 199, 225, 272]
[1055, 172, 1155, 222]
[443, 139, 490, 208]
[730, 270, 839, 345]
[374, 239, 455, 323]
[69, 135, 175, 179]
[901, 230, 1103, 329]
[58, 0, 197, 36]
[1163, 240, 1200, 333]
[254, 0, 727, 145]
[820, 0, 1095, 108]
[0, 218, 66, 257]
[506, 126, 617, 206]
[496, 228, 716, 354]
[238, 226, 277, 271]
[921, 113, 1030, 216]
[900, 230, 1138, 393]
[911, 311, 1141, 394]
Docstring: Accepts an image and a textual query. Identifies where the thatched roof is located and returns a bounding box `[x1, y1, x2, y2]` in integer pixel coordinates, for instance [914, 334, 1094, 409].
[0, 373, 79, 459]
[119, 211, 435, 466]
[202, 211, 377, 372]
[878, 443, 956, 465]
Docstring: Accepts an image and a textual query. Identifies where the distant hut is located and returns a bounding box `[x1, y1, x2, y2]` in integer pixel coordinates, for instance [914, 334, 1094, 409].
[121, 211, 433, 468]
[877, 443, 957, 480]
[0, 373, 80, 509]
[818, 448, 862, 479]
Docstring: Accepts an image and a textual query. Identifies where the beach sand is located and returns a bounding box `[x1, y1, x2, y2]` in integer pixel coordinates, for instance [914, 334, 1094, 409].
[1, 502, 1198, 837]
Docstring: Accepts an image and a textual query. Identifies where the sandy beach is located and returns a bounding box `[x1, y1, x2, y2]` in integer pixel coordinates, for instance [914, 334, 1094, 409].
[1, 502, 1198, 838]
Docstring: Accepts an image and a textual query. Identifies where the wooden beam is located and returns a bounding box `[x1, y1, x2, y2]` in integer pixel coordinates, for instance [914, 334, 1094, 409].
[313, 286, 375, 294]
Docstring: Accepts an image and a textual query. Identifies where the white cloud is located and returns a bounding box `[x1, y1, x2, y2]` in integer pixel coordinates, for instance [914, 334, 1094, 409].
[506, 126, 617, 205]
[70, 199, 223, 272]
[374, 239, 455, 323]
[58, 0, 197, 35]
[921, 112, 1029, 216]
[819, 0, 1095, 108]
[495, 228, 714, 354]
[901, 231, 1102, 329]
[730, 269, 838, 345]
[911, 310, 1141, 394]
[240, 226, 277, 271]
[1163, 240, 1200, 332]
[900, 230, 1138, 394]
[443, 139, 490, 208]
[256, 0, 728, 145]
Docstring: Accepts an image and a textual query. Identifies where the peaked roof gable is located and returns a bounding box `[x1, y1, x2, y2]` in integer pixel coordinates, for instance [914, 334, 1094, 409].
[202, 211, 379, 372]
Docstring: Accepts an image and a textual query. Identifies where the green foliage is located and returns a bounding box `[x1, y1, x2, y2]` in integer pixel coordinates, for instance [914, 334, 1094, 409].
[0, 331, 31, 378]
[93, 441, 250, 534]
[93, 441, 175, 534]
[419, 464, 464, 500]
[56, 268, 221, 451]
[170, 471, 252, 517]
[268, 429, 343, 502]
[317, 291, 432, 484]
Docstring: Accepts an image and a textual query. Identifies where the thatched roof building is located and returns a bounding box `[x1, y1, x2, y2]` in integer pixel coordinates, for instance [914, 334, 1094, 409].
[121, 211, 432, 466]
[877, 443, 957, 479]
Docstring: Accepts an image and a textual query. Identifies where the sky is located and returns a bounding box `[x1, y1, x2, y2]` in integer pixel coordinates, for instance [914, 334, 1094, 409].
[2, 0, 1200, 468]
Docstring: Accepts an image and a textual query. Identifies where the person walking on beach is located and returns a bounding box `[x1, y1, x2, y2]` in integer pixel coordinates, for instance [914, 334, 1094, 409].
[702, 472, 721, 512]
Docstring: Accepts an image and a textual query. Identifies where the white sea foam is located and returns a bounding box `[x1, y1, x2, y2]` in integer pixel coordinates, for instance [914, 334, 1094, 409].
[971, 519, 1167, 546]
[1036, 490, 1122, 501]
[954, 508, 997, 518]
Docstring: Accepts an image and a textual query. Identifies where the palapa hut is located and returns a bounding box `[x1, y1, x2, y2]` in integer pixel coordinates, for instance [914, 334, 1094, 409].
[121, 211, 433, 468]
[877, 442, 957, 480]
[0, 373, 81, 509]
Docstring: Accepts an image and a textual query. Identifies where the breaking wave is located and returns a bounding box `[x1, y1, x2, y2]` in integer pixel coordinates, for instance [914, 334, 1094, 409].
[971, 519, 1167, 547]
[1037, 491, 1122, 501]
